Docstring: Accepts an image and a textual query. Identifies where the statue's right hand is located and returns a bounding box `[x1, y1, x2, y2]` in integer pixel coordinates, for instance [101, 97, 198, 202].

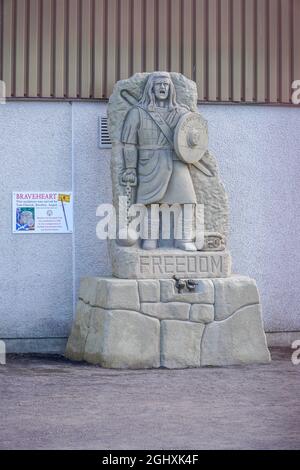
[122, 169, 137, 185]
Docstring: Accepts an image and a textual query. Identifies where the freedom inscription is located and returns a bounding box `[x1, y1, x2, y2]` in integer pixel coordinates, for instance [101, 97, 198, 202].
[139, 252, 230, 278]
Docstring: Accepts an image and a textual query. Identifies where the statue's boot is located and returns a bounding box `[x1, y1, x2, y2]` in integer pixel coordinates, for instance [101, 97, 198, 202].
[175, 239, 197, 251]
[142, 239, 158, 250]
[174, 203, 197, 251]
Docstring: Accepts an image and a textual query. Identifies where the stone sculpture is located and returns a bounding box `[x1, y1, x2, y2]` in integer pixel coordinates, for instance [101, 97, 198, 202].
[121, 72, 201, 251]
[65, 72, 270, 368]
[108, 72, 230, 279]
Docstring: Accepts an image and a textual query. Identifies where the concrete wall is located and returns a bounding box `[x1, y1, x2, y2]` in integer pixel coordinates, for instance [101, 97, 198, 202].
[0, 101, 299, 352]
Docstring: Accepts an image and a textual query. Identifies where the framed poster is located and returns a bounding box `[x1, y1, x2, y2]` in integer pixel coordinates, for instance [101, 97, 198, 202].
[12, 192, 73, 234]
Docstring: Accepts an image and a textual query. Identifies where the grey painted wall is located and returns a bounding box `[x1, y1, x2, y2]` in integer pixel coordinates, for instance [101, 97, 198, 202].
[0, 101, 299, 352]
[201, 105, 300, 332]
[0, 102, 73, 344]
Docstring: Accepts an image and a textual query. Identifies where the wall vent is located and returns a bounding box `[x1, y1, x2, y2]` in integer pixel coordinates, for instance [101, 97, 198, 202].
[98, 115, 112, 148]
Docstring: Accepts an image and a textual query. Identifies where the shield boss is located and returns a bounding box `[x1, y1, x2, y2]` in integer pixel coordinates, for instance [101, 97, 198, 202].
[174, 112, 208, 164]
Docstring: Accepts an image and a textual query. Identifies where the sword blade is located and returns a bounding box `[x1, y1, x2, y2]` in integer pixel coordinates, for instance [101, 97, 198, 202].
[192, 160, 214, 177]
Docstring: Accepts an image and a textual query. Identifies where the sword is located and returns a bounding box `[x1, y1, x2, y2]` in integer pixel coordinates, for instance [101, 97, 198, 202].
[191, 159, 214, 177]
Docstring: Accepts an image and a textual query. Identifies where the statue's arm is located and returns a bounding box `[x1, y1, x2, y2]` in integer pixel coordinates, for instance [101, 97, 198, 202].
[121, 108, 140, 184]
[122, 145, 137, 184]
[123, 144, 137, 170]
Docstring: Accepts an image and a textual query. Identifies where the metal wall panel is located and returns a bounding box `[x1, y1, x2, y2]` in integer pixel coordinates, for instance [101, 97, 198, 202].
[0, 0, 299, 103]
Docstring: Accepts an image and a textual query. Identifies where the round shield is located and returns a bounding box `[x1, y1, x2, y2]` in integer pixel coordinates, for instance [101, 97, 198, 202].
[174, 112, 208, 164]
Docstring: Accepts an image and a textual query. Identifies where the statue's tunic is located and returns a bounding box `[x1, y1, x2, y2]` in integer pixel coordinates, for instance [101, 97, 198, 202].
[121, 106, 197, 205]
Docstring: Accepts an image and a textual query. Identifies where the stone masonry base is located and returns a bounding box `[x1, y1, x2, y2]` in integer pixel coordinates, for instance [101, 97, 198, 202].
[65, 276, 271, 368]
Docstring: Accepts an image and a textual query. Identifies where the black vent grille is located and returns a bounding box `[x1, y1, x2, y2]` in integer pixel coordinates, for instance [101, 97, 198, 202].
[99, 116, 111, 148]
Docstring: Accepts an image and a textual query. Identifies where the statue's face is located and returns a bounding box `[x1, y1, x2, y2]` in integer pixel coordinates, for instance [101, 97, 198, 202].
[153, 78, 170, 101]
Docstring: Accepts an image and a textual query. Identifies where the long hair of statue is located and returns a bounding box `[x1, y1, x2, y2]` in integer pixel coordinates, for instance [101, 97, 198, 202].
[139, 72, 179, 112]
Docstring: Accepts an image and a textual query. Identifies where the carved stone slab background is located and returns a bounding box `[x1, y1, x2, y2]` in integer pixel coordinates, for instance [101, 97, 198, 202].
[190, 150, 229, 236]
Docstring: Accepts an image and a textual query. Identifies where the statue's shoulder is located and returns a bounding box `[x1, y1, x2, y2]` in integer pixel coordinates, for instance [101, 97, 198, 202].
[177, 104, 191, 116]
[122, 106, 142, 139]
[168, 105, 190, 126]
[124, 105, 141, 122]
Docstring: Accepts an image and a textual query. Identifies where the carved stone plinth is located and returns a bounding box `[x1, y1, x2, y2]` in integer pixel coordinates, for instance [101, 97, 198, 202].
[65, 276, 271, 369]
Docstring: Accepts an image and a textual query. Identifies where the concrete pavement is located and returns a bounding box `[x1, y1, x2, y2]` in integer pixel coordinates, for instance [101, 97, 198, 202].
[0, 348, 299, 450]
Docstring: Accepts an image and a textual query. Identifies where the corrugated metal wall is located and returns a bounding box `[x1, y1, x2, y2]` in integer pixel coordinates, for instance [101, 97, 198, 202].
[1, 0, 300, 103]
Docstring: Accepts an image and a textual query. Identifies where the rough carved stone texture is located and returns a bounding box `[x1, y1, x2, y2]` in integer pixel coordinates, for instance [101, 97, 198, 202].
[190, 304, 214, 323]
[190, 150, 229, 237]
[110, 244, 231, 279]
[65, 275, 270, 368]
[201, 305, 271, 366]
[138, 280, 160, 303]
[140, 302, 190, 320]
[213, 276, 260, 321]
[79, 277, 140, 311]
[79, 278, 99, 305]
[65, 301, 92, 361]
[161, 320, 205, 368]
[83, 308, 160, 369]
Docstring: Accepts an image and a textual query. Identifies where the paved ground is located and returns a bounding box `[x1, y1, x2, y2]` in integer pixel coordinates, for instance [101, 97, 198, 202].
[0, 348, 299, 450]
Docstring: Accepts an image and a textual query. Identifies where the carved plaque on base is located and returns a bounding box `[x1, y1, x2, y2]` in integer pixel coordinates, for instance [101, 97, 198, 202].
[109, 245, 231, 279]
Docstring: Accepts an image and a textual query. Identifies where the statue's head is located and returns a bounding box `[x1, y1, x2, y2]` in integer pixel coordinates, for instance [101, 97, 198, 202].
[153, 75, 170, 101]
[139, 72, 179, 111]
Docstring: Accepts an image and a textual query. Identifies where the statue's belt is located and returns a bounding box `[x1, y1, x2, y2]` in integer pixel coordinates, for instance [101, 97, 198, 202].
[138, 145, 171, 150]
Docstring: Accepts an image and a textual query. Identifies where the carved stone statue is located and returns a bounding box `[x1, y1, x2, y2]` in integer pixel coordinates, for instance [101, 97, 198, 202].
[107, 72, 230, 278]
[65, 72, 270, 369]
[121, 72, 198, 250]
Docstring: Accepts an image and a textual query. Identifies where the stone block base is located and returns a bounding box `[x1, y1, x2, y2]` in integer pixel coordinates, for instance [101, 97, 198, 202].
[65, 275, 271, 368]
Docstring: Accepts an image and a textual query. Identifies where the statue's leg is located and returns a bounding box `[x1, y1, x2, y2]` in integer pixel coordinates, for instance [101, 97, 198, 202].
[174, 204, 197, 251]
[142, 205, 159, 250]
